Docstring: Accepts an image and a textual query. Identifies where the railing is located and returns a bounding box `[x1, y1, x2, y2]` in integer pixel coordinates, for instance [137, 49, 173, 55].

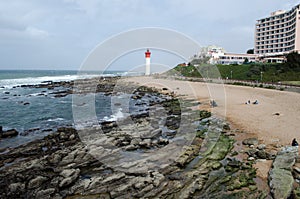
[158, 75, 300, 89]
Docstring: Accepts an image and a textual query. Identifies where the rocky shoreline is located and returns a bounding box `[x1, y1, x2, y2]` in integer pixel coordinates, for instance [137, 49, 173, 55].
[1, 77, 300, 198]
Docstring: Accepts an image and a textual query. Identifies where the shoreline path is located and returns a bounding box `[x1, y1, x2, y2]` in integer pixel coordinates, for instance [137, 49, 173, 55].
[123, 76, 300, 146]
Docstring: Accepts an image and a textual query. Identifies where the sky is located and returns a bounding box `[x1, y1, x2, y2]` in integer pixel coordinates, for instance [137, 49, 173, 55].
[0, 0, 299, 71]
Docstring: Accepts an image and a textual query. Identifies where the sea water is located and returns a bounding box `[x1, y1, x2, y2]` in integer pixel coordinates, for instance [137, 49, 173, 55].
[0, 70, 129, 148]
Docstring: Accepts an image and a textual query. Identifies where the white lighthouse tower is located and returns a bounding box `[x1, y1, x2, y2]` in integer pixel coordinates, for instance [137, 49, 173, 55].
[145, 49, 151, 75]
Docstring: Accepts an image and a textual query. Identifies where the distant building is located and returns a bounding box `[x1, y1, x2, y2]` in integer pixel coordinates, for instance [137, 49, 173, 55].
[195, 45, 257, 65]
[190, 4, 300, 65]
[254, 4, 300, 61]
[218, 53, 257, 65]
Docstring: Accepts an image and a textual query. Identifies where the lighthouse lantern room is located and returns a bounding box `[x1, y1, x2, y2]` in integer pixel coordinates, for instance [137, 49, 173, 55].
[145, 49, 151, 75]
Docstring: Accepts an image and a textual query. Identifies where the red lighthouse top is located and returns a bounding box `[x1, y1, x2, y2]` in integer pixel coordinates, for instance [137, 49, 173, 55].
[145, 49, 151, 58]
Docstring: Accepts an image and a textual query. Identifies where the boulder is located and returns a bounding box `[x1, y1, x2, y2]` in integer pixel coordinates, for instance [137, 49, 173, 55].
[269, 168, 294, 199]
[60, 169, 78, 178]
[125, 145, 137, 151]
[28, 176, 48, 189]
[242, 138, 259, 146]
[269, 146, 298, 199]
[0, 129, 19, 138]
[257, 144, 266, 150]
[222, 124, 231, 131]
[273, 149, 296, 170]
[101, 173, 126, 184]
[8, 183, 25, 192]
[294, 167, 300, 174]
[256, 150, 269, 159]
[35, 188, 56, 198]
[226, 158, 241, 168]
[59, 169, 80, 188]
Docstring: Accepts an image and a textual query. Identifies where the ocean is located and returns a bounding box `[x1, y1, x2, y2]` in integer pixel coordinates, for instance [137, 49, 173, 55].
[0, 70, 129, 148]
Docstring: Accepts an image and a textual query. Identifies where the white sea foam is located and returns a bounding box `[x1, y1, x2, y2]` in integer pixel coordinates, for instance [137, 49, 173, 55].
[0, 74, 100, 89]
[108, 108, 125, 121]
[47, 118, 65, 122]
[101, 108, 129, 122]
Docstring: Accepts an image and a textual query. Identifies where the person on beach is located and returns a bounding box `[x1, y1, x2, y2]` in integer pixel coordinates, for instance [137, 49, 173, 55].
[253, 100, 259, 104]
[292, 138, 299, 147]
[210, 99, 217, 107]
[245, 100, 250, 104]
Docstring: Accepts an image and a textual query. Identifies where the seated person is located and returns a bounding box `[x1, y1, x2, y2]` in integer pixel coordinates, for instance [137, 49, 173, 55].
[210, 99, 217, 107]
[292, 138, 299, 147]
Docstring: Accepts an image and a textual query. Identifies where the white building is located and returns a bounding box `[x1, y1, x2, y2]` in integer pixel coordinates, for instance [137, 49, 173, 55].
[196, 45, 258, 65]
[217, 53, 258, 65]
[255, 4, 300, 56]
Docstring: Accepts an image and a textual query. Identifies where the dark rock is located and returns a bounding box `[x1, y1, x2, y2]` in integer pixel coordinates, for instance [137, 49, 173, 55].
[227, 158, 241, 168]
[141, 129, 162, 139]
[0, 129, 19, 138]
[162, 129, 177, 138]
[157, 137, 169, 145]
[4, 91, 10, 94]
[54, 93, 68, 98]
[57, 127, 76, 134]
[21, 128, 40, 136]
[36, 188, 56, 198]
[257, 144, 266, 150]
[223, 124, 231, 131]
[59, 169, 80, 187]
[8, 183, 25, 193]
[256, 150, 270, 159]
[165, 116, 180, 129]
[28, 176, 48, 189]
[294, 167, 300, 174]
[23, 102, 30, 105]
[42, 128, 53, 132]
[242, 138, 259, 146]
[125, 145, 138, 151]
[246, 149, 257, 157]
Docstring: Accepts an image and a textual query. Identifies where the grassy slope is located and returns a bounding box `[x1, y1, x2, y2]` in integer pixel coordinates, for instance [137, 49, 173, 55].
[170, 63, 300, 82]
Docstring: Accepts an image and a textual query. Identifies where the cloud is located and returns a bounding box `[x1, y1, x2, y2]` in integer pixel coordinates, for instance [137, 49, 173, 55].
[0, 17, 49, 41]
[63, 0, 100, 17]
[0, 15, 26, 31]
[0, 0, 300, 69]
[25, 27, 49, 39]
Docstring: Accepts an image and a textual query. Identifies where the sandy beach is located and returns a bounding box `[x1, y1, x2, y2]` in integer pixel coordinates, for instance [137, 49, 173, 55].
[124, 76, 300, 146]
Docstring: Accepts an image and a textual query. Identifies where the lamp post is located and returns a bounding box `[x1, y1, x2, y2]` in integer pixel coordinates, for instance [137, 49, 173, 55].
[260, 71, 263, 82]
[230, 70, 233, 79]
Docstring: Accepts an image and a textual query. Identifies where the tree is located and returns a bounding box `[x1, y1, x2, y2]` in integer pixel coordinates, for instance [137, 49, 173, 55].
[243, 58, 249, 64]
[285, 51, 300, 69]
[246, 49, 254, 54]
[190, 56, 210, 65]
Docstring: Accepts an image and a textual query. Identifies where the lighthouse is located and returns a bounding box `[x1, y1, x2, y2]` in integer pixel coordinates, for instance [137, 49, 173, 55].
[145, 49, 151, 75]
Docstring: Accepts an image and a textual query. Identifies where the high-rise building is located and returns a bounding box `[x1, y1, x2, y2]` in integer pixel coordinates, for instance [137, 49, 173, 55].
[255, 4, 300, 56]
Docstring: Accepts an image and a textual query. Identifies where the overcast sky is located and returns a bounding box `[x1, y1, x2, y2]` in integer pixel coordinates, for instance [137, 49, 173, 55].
[0, 0, 299, 70]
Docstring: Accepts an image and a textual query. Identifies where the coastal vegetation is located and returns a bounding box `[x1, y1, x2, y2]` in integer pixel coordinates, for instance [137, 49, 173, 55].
[170, 52, 300, 82]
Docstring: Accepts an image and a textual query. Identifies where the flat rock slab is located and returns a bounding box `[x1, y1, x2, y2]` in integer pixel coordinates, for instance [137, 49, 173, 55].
[269, 146, 298, 199]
